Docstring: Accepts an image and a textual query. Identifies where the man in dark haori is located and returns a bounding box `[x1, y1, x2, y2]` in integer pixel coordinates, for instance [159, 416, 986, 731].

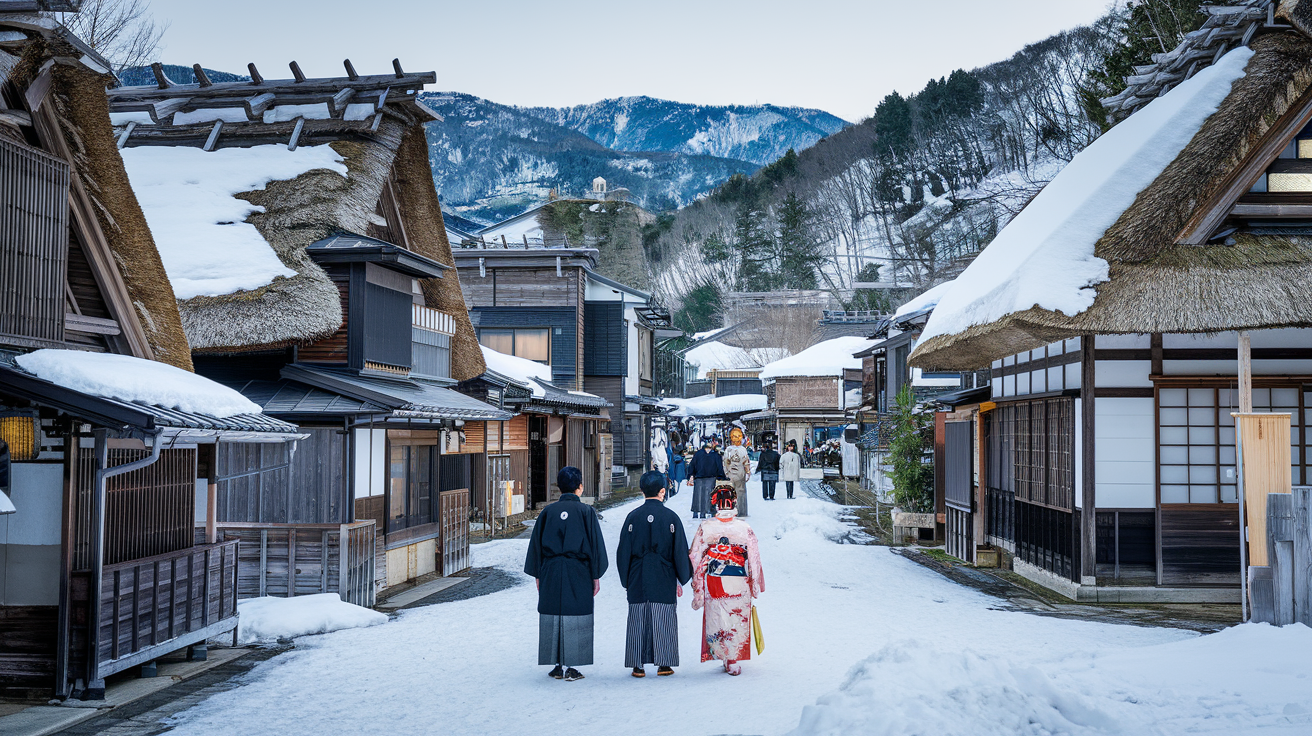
[616, 471, 692, 677]
[524, 466, 608, 682]
[687, 435, 726, 519]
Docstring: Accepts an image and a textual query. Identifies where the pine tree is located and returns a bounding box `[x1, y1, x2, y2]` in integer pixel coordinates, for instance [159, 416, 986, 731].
[734, 204, 775, 292]
[776, 192, 822, 290]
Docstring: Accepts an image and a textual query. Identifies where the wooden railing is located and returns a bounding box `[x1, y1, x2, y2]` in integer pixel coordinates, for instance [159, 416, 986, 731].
[97, 541, 238, 680]
[213, 520, 377, 607]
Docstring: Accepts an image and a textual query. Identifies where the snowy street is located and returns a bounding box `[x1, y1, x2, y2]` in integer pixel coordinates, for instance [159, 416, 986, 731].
[156, 479, 1312, 736]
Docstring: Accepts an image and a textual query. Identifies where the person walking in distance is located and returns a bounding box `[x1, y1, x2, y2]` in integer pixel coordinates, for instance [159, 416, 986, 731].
[779, 441, 802, 499]
[616, 471, 693, 678]
[687, 436, 726, 519]
[723, 428, 751, 518]
[524, 467, 608, 682]
[757, 440, 780, 501]
[689, 483, 764, 676]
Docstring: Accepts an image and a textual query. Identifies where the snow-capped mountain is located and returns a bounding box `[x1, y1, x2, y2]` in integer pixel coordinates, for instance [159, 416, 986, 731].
[421, 93, 759, 225]
[521, 96, 848, 166]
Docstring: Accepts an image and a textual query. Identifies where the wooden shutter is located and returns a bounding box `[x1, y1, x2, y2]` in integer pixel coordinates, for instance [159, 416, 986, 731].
[1, 137, 70, 343]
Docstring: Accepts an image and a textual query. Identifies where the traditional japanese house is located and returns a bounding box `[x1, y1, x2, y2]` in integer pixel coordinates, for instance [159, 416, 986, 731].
[0, 9, 300, 699]
[910, 1, 1312, 601]
[452, 245, 659, 487]
[106, 57, 507, 597]
[757, 336, 871, 453]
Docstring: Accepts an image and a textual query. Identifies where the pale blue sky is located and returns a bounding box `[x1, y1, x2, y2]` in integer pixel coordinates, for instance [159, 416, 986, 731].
[148, 0, 1115, 122]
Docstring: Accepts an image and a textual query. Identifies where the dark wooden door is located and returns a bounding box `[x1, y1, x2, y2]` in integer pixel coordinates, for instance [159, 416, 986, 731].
[529, 415, 548, 507]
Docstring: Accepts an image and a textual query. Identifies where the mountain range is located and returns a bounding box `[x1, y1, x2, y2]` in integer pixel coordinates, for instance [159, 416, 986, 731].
[117, 67, 848, 227]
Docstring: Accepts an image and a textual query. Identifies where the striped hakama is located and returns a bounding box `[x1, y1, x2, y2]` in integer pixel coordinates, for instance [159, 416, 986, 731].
[538, 613, 594, 666]
[624, 602, 679, 668]
[692, 477, 716, 516]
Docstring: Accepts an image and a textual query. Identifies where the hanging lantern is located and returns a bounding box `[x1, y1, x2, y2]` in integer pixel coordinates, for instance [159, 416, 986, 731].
[0, 412, 40, 461]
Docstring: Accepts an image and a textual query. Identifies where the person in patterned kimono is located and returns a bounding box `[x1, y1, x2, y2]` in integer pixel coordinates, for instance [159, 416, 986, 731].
[722, 427, 751, 518]
[689, 482, 764, 676]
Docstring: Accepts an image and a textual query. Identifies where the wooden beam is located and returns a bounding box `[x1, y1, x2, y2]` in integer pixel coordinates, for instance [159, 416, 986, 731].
[344, 59, 359, 81]
[1239, 331, 1253, 412]
[150, 62, 171, 89]
[247, 62, 263, 85]
[287, 117, 304, 151]
[1230, 203, 1312, 217]
[1080, 337, 1097, 584]
[115, 120, 136, 148]
[289, 60, 306, 83]
[330, 87, 355, 116]
[202, 120, 223, 151]
[192, 64, 212, 88]
[392, 58, 404, 78]
[245, 92, 275, 117]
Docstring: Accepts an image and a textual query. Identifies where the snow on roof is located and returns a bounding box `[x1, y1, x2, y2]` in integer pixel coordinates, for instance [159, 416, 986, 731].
[684, 340, 760, 379]
[14, 349, 263, 418]
[691, 326, 733, 341]
[120, 143, 348, 299]
[893, 280, 956, 321]
[236, 593, 386, 645]
[660, 393, 767, 417]
[921, 46, 1253, 345]
[480, 346, 553, 398]
[759, 336, 873, 382]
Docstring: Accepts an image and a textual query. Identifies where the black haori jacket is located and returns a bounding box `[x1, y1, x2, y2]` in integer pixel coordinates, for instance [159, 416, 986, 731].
[615, 499, 692, 605]
[524, 494, 609, 616]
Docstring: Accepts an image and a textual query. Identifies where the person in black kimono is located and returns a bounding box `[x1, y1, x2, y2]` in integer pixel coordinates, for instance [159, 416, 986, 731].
[687, 437, 726, 519]
[757, 440, 781, 501]
[524, 466, 608, 681]
[616, 471, 692, 678]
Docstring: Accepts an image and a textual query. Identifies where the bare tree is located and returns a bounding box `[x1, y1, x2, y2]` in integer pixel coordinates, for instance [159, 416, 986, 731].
[54, 0, 168, 75]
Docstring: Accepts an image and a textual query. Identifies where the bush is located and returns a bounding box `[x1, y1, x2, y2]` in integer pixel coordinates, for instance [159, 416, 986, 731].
[888, 385, 934, 512]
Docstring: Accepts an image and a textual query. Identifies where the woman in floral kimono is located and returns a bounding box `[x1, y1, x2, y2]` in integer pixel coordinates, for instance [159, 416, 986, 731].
[689, 483, 764, 676]
[722, 427, 751, 517]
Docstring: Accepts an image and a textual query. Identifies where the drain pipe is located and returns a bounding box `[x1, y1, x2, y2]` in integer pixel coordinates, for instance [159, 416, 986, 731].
[82, 427, 164, 699]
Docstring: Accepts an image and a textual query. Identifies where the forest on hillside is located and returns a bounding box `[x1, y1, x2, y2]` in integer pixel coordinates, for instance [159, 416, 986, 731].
[642, 0, 1212, 333]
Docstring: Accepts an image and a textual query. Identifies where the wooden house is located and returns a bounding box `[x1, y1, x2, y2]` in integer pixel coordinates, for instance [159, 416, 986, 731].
[0, 10, 301, 699]
[910, 2, 1312, 601]
[757, 336, 871, 453]
[452, 245, 659, 486]
[106, 57, 508, 597]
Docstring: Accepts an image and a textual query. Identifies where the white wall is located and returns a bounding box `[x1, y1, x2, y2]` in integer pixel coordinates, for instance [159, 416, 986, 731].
[1163, 329, 1312, 375]
[0, 463, 63, 605]
[353, 428, 386, 498]
[1094, 397, 1155, 508]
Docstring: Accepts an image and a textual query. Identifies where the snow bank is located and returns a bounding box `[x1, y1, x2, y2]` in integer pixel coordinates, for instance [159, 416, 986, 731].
[684, 340, 760, 379]
[480, 346, 553, 398]
[120, 143, 348, 299]
[759, 336, 873, 381]
[15, 349, 261, 418]
[773, 498, 853, 543]
[662, 393, 767, 417]
[236, 594, 387, 644]
[921, 47, 1253, 344]
[892, 279, 956, 321]
[792, 623, 1312, 736]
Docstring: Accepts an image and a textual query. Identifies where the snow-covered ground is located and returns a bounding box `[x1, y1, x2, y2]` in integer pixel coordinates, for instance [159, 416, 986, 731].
[162, 479, 1312, 736]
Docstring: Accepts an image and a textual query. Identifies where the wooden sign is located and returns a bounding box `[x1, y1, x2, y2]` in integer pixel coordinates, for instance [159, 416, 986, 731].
[1236, 412, 1292, 567]
[893, 512, 936, 529]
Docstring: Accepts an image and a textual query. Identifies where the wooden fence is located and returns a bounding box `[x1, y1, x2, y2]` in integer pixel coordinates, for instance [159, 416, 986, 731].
[439, 489, 470, 577]
[1250, 487, 1311, 625]
[96, 541, 238, 680]
[212, 521, 377, 608]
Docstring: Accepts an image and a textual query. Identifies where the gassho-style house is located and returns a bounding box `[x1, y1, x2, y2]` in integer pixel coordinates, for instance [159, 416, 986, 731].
[910, 0, 1312, 602]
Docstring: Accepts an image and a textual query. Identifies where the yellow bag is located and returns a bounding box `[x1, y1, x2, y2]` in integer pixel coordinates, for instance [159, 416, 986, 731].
[751, 606, 764, 655]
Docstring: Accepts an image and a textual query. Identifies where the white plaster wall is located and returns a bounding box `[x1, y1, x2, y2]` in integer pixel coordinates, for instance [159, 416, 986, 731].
[0, 463, 63, 605]
[1094, 397, 1155, 509]
[353, 428, 386, 498]
[1095, 360, 1153, 388]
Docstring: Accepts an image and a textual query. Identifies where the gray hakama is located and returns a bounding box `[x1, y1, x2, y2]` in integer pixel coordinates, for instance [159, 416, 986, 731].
[538, 613, 595, 666]
[624, 602, 679, 668]
[692, 477, 716, 516]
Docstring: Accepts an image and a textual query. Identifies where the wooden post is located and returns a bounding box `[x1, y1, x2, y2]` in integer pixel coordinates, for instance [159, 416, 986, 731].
[1080, 338, 1097, 585]
[203, 445, 218, 544]
[1239, 332, 1253, 412]
[55, 428, 78, 699]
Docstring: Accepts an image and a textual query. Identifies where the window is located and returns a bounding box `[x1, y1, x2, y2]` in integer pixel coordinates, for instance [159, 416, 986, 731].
[1158, 385, 1306, 504]
[388, 441, 438, 530]
[478, 328, 550, 364]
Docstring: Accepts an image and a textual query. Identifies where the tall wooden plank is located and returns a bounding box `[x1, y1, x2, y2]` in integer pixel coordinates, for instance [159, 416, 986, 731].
[1080, 340, 1096, 583]
[1239, 414, 1292, 566]
[1295, 487, 1311, 626]
[259, 529, 268, 597]
[287, 528, 297, 597]
[1268, 492, 1295, 625]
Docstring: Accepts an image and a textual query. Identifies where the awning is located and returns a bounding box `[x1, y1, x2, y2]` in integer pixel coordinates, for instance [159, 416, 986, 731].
[932, 386, 991, 408]
[227, 378, 390, 419]
[283, 364, 512, 421]
[528, 379, 609, 413]
[0, 356, 304, 442]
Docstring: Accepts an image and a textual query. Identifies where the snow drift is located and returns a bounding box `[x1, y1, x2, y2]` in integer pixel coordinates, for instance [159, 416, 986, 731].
[236, 594, 387, 644]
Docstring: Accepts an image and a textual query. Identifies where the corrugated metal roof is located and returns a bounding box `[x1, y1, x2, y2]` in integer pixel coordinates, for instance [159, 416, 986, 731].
[228, 379, 389, 416]
[283, 364, 512, 421]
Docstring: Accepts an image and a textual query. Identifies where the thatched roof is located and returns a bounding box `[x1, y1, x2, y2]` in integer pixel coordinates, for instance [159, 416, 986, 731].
[911, 27, 1312, 371]
[109, 62, 488, 381]
[2, 15, 192, 369]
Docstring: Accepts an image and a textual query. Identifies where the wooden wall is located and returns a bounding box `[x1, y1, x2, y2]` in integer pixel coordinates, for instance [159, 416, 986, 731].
[216, 429, 349, 525]
[775, 377, 840, 409]
[0, 606, 57, 696]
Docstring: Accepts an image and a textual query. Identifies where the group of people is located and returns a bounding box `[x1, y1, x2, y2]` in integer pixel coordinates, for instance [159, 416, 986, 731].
[524, 467, 765, 681]
[686, 430, 804, 515]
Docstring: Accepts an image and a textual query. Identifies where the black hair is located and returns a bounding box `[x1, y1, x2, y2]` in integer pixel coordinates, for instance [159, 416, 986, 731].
[557, 466, 583, 493]
[639, 471, 665, 498]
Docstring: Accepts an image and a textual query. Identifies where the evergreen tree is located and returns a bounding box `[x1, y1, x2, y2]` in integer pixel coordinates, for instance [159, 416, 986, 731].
[887, 385, 934, 513]
[776, 192, 822, 290]
[734, 204, 776, 292]
[673, 282, 723, 333]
